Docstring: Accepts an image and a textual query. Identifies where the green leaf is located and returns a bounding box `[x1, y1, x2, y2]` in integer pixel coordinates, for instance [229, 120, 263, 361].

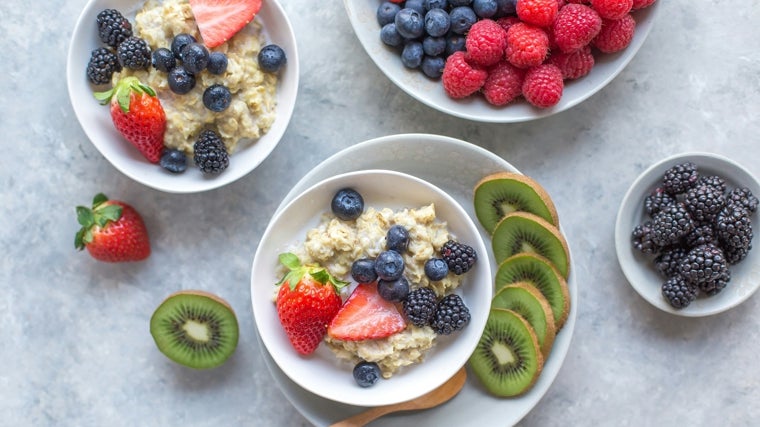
[310, 269, 329, 284]
[98, 205, 122, 222]
[74, 229, 85, 250]
[83, 229, 93, 244]
[93, 88, 114, 105]
[116, 88, 131, 113]
[92, 193, 108, 207]
[76, 206, 94, 228]
[278, 253, 301, 270]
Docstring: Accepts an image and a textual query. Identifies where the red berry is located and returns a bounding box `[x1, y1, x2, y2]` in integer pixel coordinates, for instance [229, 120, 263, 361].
[590, 0, 633, 20]
[442, 51, 488, 99]
[483, 61, 525, 106]
[517, 0, 559, 28]
[505, 22, 550, 69]
[327, 283, 406, 341]
[593, 14, 636, 53]
[552, 4, 602, 53]
[187, 0, 262, 48]
[75, 193, 151, 263]
[465, 19, 508, 67]
[522, 64, 564, 108]
[632, 0, 656, 9]
[496, 16, 521, 33]
[548, 45, 595, 79]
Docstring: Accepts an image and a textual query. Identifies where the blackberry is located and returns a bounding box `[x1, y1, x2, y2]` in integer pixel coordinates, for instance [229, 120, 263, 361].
[96, 9, 133, 49]
[715, 203, 753, 262]
[440, 240, 477, 275]
[699, 270, 730, 296]
[631, 221, 659, 254]
[661, 275, 697, 309]
[402, 287, 438, 327]
[723, 244, 751, 265]
[662, 162, 699, 195]
[684, 184, 726, 222]
[644, 187, 676, 216]
[650, 203, 694, 247]
[430, 294, 470, 335]
[727, 187, 758, 213]
[86, 47, 121, 85]
[193, 130, 229, 174]
[697, 175, 727, 194]
[654, 246, 687, 278]
[684, 222, 715, 248]
[117, 36, 151, 70]
[678, 243, 727, 285]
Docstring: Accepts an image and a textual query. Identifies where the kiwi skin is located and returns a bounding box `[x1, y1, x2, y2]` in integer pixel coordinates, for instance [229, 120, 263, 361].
[491, 282, 557, 358]
[150, 290, 239, 370]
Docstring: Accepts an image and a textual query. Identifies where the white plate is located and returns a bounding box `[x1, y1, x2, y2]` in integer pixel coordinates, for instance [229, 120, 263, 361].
[343, 2, 661, 123]
[615, 152, 760, 317]
[258, 134, 578, 425]
[66, 0, 299, 193]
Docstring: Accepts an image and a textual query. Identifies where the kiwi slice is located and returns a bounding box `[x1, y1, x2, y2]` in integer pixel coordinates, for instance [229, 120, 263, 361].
[469, 308, 544, 397]
[150, 290, 239, 369]
[495, 253, 570, 329]
[491, 283, 557, 358]
[474, 172, 559, 235]
[491, 211, 570, 279]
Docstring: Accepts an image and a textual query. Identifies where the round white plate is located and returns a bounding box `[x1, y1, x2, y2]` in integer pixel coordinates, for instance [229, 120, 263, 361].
[615, 152, 760, 317]
[258, 133, 578, 425]
[343, 1, 660, 123]
[66, 0, 299, 193]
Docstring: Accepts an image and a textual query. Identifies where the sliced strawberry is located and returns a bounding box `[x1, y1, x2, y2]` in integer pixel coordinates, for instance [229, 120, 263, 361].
[327, 283, 407, 341]
[187, 0, 262, 48]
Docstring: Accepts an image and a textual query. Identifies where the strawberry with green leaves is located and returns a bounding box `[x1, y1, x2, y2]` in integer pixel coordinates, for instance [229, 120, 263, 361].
[276, 253, 348, 355]
[75, 193, 151, 262]
[94, 76, 166, 163]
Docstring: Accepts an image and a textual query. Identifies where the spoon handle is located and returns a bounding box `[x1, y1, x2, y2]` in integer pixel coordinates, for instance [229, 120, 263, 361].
[329, 405, 397, 427]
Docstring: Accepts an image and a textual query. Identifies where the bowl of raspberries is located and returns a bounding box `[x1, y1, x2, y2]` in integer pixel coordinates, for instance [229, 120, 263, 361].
[615, 153, 760, 316]
[344, 0, 660, 122]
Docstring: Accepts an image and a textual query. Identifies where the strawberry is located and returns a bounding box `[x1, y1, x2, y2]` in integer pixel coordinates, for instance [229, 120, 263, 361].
[188, 0, 263, 48]
[275, 253, 348, 355]
[94, 76, 166, 163]
[74, 193, 151, 262]
[327, 283, 407, 341]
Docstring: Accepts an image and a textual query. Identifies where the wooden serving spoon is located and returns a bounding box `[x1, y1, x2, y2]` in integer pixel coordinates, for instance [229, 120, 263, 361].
[329, 367, 467, 427]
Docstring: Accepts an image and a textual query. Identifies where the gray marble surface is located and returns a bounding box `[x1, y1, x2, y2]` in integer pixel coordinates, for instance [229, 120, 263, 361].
[2, 0, 760, 426]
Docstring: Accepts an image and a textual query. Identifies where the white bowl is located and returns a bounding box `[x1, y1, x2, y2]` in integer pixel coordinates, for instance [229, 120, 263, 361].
[251, 169, 492, 407]
[343, 2, 660, 123]
[615, 152, 760, 317]
[66, 0, 299, 193]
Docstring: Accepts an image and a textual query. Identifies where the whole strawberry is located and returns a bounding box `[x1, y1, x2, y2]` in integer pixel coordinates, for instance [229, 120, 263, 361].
[275, 253, 348, 355]
[94, 76, 166, 163]
[75, 193, 151, 262]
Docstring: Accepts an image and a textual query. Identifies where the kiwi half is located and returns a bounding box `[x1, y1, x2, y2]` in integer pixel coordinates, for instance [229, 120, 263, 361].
[491, 212, 570, 279]
[150, 290, 239, 369]
[491, 283, 556, 358]
[495, 253, 570, 329]
[474, 172, 559, 235]
[469, 308, 544, 397]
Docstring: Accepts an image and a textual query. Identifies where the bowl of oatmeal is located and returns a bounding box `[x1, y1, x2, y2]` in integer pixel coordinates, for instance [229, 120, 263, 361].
[66, 0, 298, 193]
[251, 169, 492, 407]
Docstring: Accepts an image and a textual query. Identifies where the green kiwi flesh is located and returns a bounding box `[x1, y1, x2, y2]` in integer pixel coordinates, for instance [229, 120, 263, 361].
[150, 290, 239, 369]
[491, 283, 557, 357]
[469, 308, 544, 397]
[495, 253, 570, 329]
[492, 212, 570, 279]
[474, 172, 559, 234]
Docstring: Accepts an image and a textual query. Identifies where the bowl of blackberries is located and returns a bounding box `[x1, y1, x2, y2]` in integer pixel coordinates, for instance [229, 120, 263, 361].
[615, 153, 760, 316]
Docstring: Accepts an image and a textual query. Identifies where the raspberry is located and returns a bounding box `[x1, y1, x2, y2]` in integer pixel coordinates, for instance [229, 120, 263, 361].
[505, 23, 550, 68]
[465, 19, 508, 67]
[522, 64, 564, 108]
[547, 45, 594, 79]
[593, 15, 636, 53]
[516, 0, 559, 28]
[496, 16, 521, 33]
[632, 0, 656, 9]
[553, 4, 602, 53]
[590, 0, 633, 20]
[442, 51, 488, 99]
[483, 61, 525, 106]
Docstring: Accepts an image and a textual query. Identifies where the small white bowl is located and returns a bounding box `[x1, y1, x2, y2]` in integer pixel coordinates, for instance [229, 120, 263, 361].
[615, 152, 760, 317]
[66, 0, 299, 193]
[343, 2, 660, 123]
[251, 169, 492, 407]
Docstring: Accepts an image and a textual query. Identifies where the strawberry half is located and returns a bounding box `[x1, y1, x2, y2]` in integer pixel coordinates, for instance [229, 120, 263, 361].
[74, 193, 151, 262]
[188, 0, 263, 48]
[275, 253, 348, 355]
[327, 283, 407, 341]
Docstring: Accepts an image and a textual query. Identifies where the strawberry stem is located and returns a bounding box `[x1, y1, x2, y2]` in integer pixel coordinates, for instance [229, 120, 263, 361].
[276, 252, 349, 292]
[74, 194, 123, 250]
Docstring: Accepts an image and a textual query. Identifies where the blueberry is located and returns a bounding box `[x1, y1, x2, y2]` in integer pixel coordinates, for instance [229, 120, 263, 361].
[258, 44, 287, 73]
[351, 258, 378, 283]
[353, 361, 381, 388]
[394, 8, 425, 39]
[378, 276, 410, 302]
[377, 2, 401, 26]
[203, 84, 232, 112]
[473, 0, 498, 18]
[380, 23, 403, 47]
[421, 56, 445, 78]
[386, 225, 410, 253]
[206, 52, 228, 75]
[445, 33, 466, 55]
[449, 0, 473, 5]
[159, 149, 187, 174]
[180, 42, 209, 74]
[449, 6, 477, 34]
[151, 47, 176, 72]
[170, 33, 196, 59]
[401, 41, 424, 69]
[331, 188, 364, 220]
[496, 0, 518, 16]
[404, 0, 426, 14]
[424, 258, 449, 281]
[424, 8, 450, 37]
[422, 36, 446, 56]
[424, 0, 449, 10]
[167, 65, 196, 94]
[375, 250, 405, 281]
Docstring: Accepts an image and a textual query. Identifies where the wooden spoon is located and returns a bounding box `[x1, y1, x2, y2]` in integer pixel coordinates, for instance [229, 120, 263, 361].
[329, 367, 467, 427]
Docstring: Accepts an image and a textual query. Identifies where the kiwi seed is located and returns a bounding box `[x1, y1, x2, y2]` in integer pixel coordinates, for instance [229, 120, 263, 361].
[150, 290, 239, 369]
[491, 212, 570, 279]
[491, 282, 557, 357]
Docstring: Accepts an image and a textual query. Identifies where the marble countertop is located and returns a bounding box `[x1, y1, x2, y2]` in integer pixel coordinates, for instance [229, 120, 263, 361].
[3, 1, 759, 426]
